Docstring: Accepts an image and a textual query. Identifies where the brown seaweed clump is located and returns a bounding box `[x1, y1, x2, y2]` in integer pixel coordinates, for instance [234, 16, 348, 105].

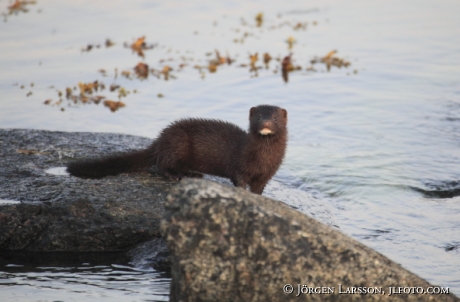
[7, 0, 36, 15]
[103, 100, 125, 112]
[127, 36, 156, 57]
[310, 50, 351, 71]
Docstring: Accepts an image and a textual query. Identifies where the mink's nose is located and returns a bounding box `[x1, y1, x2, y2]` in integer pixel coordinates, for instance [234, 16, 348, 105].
[261, 120, 273, 128]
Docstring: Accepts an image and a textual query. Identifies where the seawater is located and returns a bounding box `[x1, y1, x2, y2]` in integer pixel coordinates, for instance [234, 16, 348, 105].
[1, 0, 459, 300]
[0, 252, 169, 301]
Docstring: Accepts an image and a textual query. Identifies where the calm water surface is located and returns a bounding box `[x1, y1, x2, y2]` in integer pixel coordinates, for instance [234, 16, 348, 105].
[1, 0, 460, 300]
[0, 251, 169, 301]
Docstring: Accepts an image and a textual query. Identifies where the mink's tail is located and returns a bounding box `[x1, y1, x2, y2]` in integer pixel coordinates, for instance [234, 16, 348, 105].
[66, 149, 152, 178]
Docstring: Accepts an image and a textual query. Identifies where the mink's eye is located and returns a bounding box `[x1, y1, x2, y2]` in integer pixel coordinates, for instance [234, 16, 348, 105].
[273, 116, 278, 122]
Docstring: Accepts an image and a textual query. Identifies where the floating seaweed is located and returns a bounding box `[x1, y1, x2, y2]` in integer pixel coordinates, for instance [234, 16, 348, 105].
[249, 52, 259, 72]
[310, 50, 351, 71]
[37, 12, 354, 115]
[118, 87, 128, 98]
[81, 39, 114, 53]
[121, 70, 131, 79]
[110, 84, 120, 92]
[126, 36, 156, 58]
[255, 13, 263, 27]
[105, 39, 115, 48]
[208, 63, 217, 73]
[286, 36, 296, 49]
[103, 100, 125, 112]
[3, 0, 36, 20]
[78, 81, 104, 94]
[160, 65, 172, 80]
[205, 50, 233, 74]
[40, 79, 134, 112]
[293, 22, 307, 30]
[281, 53, 293, 83]
[134, 62, 149, 79]
[263, 53, 272, 69]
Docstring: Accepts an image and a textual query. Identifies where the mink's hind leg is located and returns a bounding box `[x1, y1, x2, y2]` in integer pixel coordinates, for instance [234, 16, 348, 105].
[153, 126, 192, 181]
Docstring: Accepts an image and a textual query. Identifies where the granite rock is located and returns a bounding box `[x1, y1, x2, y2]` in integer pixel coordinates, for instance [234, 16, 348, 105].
[161, 178, 459, 302]
[0, 129, 172, 252]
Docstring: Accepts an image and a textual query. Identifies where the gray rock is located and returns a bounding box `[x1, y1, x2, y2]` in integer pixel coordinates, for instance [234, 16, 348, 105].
[128, 237, 171, 271]
[0, 129, 172, 252]
[161, 178, 459, 302]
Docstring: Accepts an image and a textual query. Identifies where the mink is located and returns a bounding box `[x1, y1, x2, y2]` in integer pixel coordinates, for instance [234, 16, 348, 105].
[66, 105, 288, 194]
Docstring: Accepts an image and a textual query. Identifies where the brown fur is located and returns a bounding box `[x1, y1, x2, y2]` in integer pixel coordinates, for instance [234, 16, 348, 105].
[67, 105, 288, 194]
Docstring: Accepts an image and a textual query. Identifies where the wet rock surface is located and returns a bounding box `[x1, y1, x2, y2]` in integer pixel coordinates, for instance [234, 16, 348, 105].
[0, 129, 173, 252]
[128, 237, 171, 271]
[411, 180, 460, 198]
[161, 178, 459, 302]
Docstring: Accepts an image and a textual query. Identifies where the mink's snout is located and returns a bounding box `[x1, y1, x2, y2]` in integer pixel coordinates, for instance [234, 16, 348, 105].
[259, 120, 275, 135]
[261, 120, 273, 128]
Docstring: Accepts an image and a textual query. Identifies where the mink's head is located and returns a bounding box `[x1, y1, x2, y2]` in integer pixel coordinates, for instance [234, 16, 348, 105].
[249, 105, 287, 137]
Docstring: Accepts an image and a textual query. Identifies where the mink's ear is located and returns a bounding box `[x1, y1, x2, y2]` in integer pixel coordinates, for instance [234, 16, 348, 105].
[249, 107, 257, 118]
[281, 108, 287, 120]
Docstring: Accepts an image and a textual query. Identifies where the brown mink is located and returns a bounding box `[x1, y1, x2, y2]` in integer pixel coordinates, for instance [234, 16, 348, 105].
[66, 105, 288, 194]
